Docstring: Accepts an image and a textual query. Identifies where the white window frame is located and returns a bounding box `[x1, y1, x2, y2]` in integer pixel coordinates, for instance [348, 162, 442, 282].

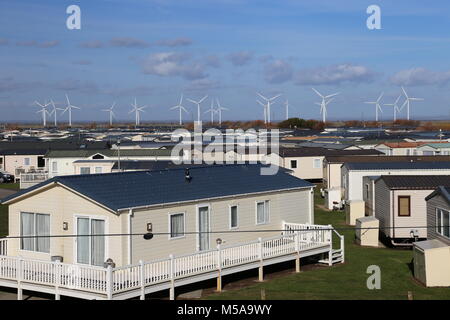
[168, 212, 186, 240]
[255, 200, 270, 225]
[73, 215, 108, 266]
[313, 158, 322, 169]
[95, 167, 103, 174]
[19, 212, 51, 254]
[436, 208, 450, 239]
[229, 205, 239, 229]
[24, 158, 30, 166]
[51, 161, 58, 173]
[290, 160, 297, 169]
[80, 167, 91, 175]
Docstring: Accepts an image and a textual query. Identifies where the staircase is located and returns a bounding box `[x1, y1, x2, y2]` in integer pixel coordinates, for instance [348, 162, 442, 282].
[318, 249, 343, 265]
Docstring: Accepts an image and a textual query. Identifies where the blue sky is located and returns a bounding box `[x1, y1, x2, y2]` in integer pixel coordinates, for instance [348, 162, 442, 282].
[1, 0, 450, 123]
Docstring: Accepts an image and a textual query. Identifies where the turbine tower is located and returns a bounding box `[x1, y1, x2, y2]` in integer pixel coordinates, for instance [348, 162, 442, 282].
[312, 88, 339, 123]
[61, 94, 80, 127]
[257, 92, 281, 123]
[102, 102, 116, 126]
[170, 94, 188, 125]
[129, 98, 146, 126]
[49, 99, 64, 127]
[187, 95, 208, 122]
[34, 100, 51, 127]
[284, 99, 290, 120]
[384, 95, 402, 122]
[365, 92, 384, 122]
[400, 87, 424, 120]
[257, 100, 267, 123]
[216, 98, 229, 126]
[204, 99, 216, 124]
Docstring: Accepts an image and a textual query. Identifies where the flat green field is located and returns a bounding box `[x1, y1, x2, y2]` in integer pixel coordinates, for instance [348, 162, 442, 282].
[205, 187, 450, 300]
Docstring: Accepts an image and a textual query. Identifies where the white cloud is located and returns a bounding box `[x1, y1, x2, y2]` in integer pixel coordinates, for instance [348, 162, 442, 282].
[264, 59, 293, 84]
[141, 52, 207, 80]
[390, 67, 450, 86]
[294, 64, 375, 85]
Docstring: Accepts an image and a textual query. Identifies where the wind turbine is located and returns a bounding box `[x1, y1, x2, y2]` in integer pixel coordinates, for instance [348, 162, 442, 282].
[400, 87, 424, 120]
[102, 102, 116, 126]
[365, 92, 384, 122]
[284, 99, 290, 120]
[384, 95, 402, 122]
[34, 100, 51, 127]
[204, 99, 216, 124]
[256, 100, 267, 123]
[216, 98, 229, 126]
[187, 95, 208, 122]
[61, 94, 80, 127]
[257, 92, 281, 123]
[129, 98, 146, 126]
[170, 94, 188, 125]
[312, 88, 339, 123]
[49, 99, 64, 127]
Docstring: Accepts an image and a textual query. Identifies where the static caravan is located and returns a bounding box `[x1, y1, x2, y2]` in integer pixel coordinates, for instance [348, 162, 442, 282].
[374, 175, 450, 245]
[2, 164, 315, 267]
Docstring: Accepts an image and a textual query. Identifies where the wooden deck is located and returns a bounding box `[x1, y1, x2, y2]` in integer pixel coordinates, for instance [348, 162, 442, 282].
[0, 223, 344, 300]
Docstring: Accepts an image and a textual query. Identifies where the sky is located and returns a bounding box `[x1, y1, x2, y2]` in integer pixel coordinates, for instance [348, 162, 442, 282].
[1, 0, 450, 123]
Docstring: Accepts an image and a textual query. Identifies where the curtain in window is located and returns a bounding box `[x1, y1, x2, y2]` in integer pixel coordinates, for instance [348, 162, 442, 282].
[198, 207, 210, 251]
[170, 214, 184, 238]
[91, 219, 105, 267]
[80, 167, 91, 175]
[77, 218, 90, 264]
[52, 161, 57, 172]
[36, 214, 50, 253]
[257, 202, 265, 224]
[21, 212, 34, 251]
[399, 197, 410, 216]
[264, 200, 270, 222]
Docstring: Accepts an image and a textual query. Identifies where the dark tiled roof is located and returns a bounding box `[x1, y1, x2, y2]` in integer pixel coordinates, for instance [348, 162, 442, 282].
[344, 161, 450, 171]
[278, 147, 382, 157]
[44, 148, 175, 158]
[324, 155, 450, 164]
[1, 164, 313, 212]
[425, 186, 450, 202]
[378, 175, 450, 190]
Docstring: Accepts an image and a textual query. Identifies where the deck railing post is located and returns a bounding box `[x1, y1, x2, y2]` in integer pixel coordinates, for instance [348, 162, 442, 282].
[340, 235, 345, 263]
[139, 260, 145, 300]
[106, 265, 113, 300]
[294, 233, 301, 273]
[17, 257, 23, 300]
[216, 244, 222, 292]
[169, 254, 175, 300]
[258, 237, 264, 282]
[54, 259, 61, 300]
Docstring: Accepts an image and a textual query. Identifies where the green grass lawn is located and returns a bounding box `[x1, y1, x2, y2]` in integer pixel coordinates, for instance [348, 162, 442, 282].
[205, 185, 450, 300]
[0, 183, 19, 191]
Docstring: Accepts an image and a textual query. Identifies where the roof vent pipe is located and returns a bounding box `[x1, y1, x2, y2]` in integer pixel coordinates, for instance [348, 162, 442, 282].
[185, 168, 192, 182]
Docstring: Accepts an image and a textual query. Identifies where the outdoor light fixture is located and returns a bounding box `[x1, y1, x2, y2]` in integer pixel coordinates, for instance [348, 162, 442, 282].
[146, 223, 152, 232]
[63, 222, 68, 231]
[143, 233, 154, 240]
[216, 238, 223, 245]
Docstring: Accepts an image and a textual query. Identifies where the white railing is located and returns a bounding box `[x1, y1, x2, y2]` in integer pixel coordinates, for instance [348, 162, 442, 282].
[19, 173, 49, 189]
[0, 239, 7, 256]
[0, 223, 339, 299]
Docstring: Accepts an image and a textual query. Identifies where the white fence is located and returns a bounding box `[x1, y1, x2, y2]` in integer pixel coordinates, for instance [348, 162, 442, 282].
[19, 173, 48, 189]
[0, 223, 341, 299]
[0, 239, 6, 256]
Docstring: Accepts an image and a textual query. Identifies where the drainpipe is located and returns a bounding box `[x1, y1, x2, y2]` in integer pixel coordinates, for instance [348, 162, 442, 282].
[128, 209, 133, 265]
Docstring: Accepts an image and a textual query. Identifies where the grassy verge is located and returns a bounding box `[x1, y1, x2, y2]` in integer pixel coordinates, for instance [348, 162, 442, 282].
[0, 183, 19, 191]
[204, 185, 450, 300]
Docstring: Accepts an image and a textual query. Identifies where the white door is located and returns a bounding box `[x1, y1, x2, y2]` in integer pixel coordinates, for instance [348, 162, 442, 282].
[76, 217, 105, 266]
[198, 206, 210, 251]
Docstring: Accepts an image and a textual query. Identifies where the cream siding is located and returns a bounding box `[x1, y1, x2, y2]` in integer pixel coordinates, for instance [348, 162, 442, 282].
[129, 188, 312, 263]
[7, 185, 125, 266]
[426, 194, 450, 245]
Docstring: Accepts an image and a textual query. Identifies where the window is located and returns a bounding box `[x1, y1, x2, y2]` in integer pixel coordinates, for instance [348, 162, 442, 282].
[398, 196, 411, 217]
[290, 160, 297, 169]
[436, 209, 450, 238]
[170, 213, 185, 239]
[230, 205, 238, 229]
[20, 212, 50, 253]
[313, 158, 322, 169]
[24, 158, 30, 166]
[51, 161, 58, 173]
[256, 200, 270, 225]
[95, 167, 102, 174]
[80, 167, 91, 175]
[77, 217, 105, 266]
